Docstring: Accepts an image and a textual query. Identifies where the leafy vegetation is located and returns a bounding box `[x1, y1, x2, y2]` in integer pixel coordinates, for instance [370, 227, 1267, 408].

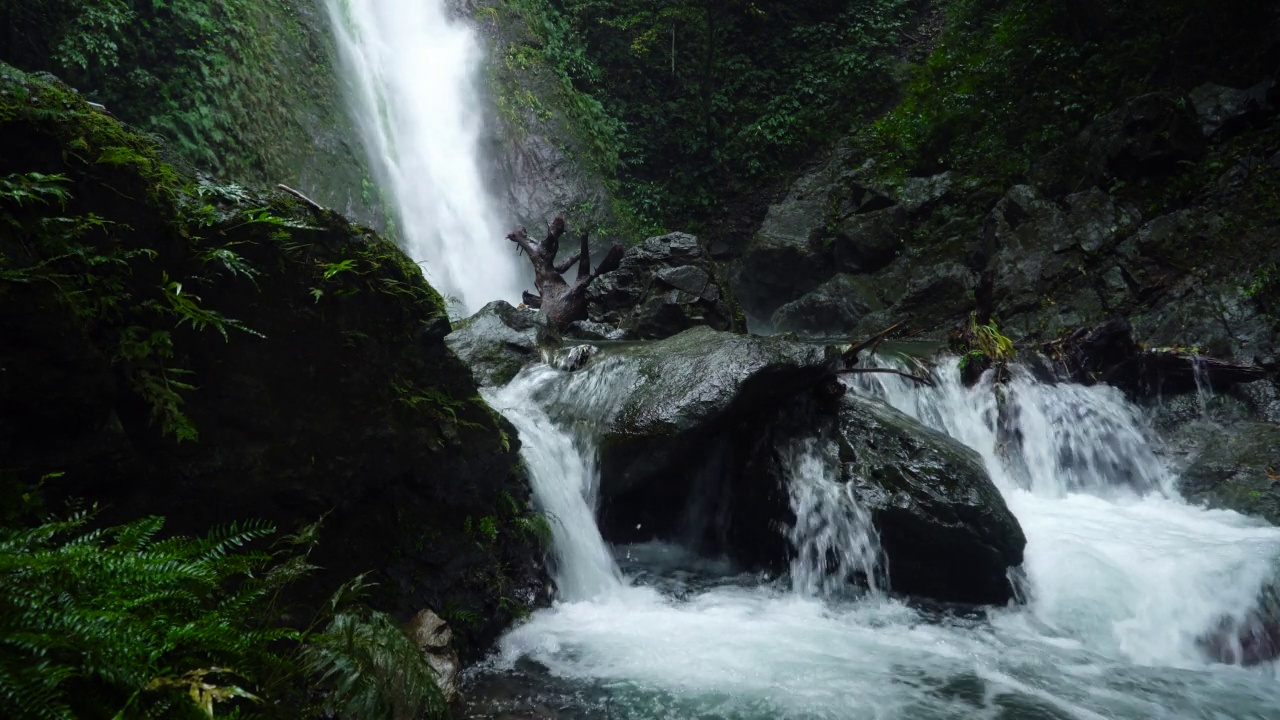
[490, 0, 920, 231]
[861, 0, 1277, 189]
[0, 507, 448, 720]
[0, 0, 373, 219]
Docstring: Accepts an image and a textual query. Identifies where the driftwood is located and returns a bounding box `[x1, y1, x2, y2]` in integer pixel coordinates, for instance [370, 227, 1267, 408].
[835, 320, 935, 387]
[276, 184, 326, 214]
[508, 217, 624, 328]
[1046, 317, 1270, 396]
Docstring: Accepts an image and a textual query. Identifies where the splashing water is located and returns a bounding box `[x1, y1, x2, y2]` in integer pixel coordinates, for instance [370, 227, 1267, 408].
[326, 0, 525, 312]
[784, 437, 883, 598]
[473, 353, 1280, 719]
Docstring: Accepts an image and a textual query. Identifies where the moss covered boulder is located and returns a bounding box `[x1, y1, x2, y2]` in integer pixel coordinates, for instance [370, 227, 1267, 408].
[0, 65, 545, 658]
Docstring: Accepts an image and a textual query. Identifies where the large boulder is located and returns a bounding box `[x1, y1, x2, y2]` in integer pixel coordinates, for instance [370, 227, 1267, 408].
[0, 66, 545, 658]
[446, 300, 556, 387]
[771, 274, 884, 337]
[834, 395, 1027, 605]
[1180, 422, 1280, 525]
[1190, 81, 1274, 139]
[732, 169, 837, 322]
[544, 327, 836, 502]
[585, 232, 739, 340]
[1080, 92, 1206, 180]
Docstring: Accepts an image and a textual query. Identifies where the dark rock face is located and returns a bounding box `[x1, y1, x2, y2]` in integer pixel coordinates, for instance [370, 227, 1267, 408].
[0, 67, 545, 659]
[446, 300, 557, 387]
[1190, 81, 1274, 139]
[1200, 581, 1280, 666]
[771, 274, 883, 336]
[732, 171, 834, 322]
[585, 232, 739, 340]
[1081, 92, 1207, 179]
[1180, 422, 1280, 525]
[834, 395, 1026, 605]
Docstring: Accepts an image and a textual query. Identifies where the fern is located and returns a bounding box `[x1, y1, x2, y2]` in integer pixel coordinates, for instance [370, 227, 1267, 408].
[0, 510, 291, 720]
[301, 608, 446, 720]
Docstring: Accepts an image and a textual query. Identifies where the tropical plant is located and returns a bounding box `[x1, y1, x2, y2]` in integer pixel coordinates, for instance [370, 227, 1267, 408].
[0, 507, 450, 720]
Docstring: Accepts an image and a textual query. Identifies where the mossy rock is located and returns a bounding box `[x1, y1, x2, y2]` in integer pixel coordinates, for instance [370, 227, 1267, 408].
[0, 64, 545, 658]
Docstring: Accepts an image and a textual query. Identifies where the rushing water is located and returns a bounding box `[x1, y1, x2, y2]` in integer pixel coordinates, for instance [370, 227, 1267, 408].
[325, 0, 525, 312]
[478, 356, 1280, 719]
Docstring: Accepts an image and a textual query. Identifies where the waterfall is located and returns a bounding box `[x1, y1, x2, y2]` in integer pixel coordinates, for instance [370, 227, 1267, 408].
[326, 0, 525, 313]
[482, 365, 623, 601]
[783, 437, 883, 598]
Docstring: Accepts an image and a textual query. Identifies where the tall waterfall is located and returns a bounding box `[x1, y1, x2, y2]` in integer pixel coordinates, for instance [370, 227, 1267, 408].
[478, 356, 1280, 719]
[326, 0, 525, 313]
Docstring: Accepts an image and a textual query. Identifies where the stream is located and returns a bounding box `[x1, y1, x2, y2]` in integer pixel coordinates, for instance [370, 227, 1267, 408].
[476, 358, 1280, 719]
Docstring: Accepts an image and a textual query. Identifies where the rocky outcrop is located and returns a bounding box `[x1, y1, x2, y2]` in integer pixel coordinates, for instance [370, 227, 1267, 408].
[0, 66, 545, 658]
[1180, 423, 1280, 525]
[771, 274, 884, 337]
[1080, 92, 1206, 180]
[542, 326, 1024, 604]
[584, 232, 741, 340]
[834, 395, 1026, 605]
[1190, 81, 1275, 139]
[446, 300, 556, 387]
[467, 0, 623, 247]
[556, 327, 837, 501]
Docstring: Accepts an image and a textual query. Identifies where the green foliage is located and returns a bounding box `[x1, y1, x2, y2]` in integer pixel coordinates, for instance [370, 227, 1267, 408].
[1243, 262, 1279, 300]
[0, 0, 360, 201]
[861, 0, 1277, 188]
[959, 312, 1015, 371]
[496, 0, 917, 230]
[301, 604, 445, 720]
[0, 510, 291, 719]
[0, 507, 451, 720]
[0, 169, 261, 442]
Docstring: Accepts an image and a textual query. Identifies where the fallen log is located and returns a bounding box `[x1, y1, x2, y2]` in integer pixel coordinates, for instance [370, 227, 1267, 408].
[1045, 318, 1270, 396]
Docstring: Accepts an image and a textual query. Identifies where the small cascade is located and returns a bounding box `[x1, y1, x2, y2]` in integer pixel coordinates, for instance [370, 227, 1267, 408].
[481, 365, 623, 600]
[325, 0, 525, 312]
[482, 352, 1280, 718]
[783, 437, 883, 598]
[855, 358, 1172, 497]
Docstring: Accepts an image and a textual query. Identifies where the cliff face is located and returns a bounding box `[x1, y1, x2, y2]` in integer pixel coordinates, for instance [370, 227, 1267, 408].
[0, 65, 546, 658]
[0, 0, 386, 228]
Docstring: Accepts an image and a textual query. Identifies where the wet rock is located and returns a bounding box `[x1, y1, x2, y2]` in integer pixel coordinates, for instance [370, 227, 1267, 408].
[1063, 187, 1142, 254]
[1180, 422, 1280, 525]
[897, 172, 954, 214]
[407, 609, 461, 701]
[1081, 92, 1206, 179]
[446, 300, 557, 387]
[575, 327, 836, 502]
[895, 261, 977, 330]
[586, 232, 738, 340]
[835, 395, 1026, 605]
[732, 170, 836, 320]
[771, 274, 884, 337]
[1190, 81, 1274, 139]
[987, 185, 1076, 313]
[1199, 581, 1280, 666]
[563, 319, 625, 342]
[832, 206, 906, 274]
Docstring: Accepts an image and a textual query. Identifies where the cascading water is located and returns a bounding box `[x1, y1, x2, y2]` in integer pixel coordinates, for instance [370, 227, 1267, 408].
[474, 354, 1280, 719]
[326, 0, 525, 312]
[784, 436, 883, 598]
